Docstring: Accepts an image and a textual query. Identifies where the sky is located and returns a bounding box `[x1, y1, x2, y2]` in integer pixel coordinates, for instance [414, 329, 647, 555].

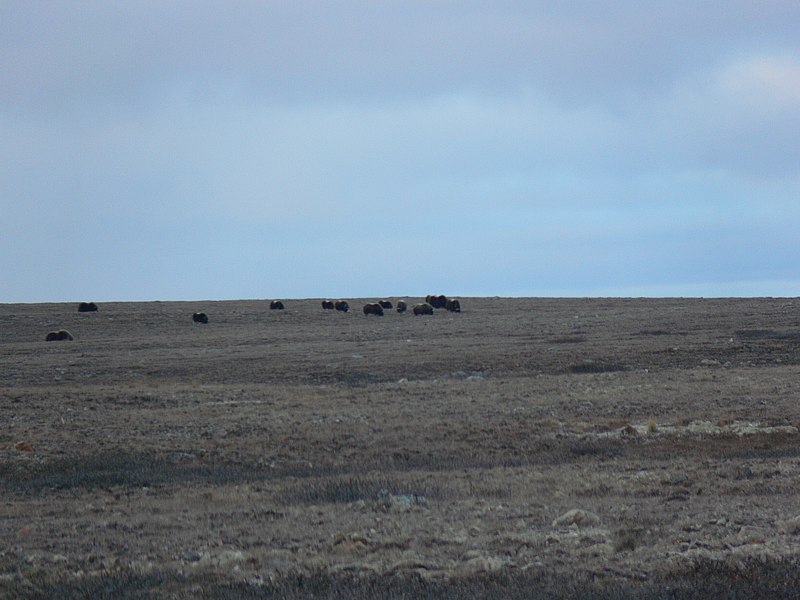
[1, 1, 799, 302]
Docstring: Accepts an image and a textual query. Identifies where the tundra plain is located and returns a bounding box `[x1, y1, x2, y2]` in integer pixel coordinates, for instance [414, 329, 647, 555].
[3, 297, 800, 598]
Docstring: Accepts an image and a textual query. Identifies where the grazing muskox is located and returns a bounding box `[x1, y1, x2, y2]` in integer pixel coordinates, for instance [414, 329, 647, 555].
[322, 300, 335, 310]
[426, 295, 448, 309]
[45, 329, 73, 341]
[192, 312, 208, 324]
[77, 302, 98, 312]
[378, 300, 393, 309]
[270, 300, 285, 310]
[396, 300, 407, 313]
[445, 298, 461, 312]
[334, 300, 349, 312]
[363, 303, 384, 316]
[413, 303, 434, 316]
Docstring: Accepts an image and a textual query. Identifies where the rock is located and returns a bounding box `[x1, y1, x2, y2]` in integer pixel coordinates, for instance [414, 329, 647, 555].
[377, 489, 429, 511]
[552, 509, 601, 528]
[457, 555, 508, 574]
[778, 516, 800, 535]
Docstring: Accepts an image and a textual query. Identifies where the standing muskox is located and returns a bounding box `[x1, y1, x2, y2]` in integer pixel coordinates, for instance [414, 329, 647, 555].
[378, 300, 393, 309]
[396, 300, 407, 313]
[334, 300, 349, 312]
[270, 300, 285, 310]
[363, 303, 384, 316]
[413, 303, 434, 316]
[426, 295, 448, 309]
[322, 300, 335, 310]
[77, 302, 98, 312]
[192, 312, 209, 324]
[445, 298, 461, 312]
[45, 329, 74, 341]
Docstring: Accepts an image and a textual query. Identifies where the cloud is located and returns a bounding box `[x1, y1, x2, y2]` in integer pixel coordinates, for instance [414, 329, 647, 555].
[1, 2, 799, 300]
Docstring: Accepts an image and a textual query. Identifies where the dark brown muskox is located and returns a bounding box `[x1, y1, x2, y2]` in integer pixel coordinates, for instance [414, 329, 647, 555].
[270, 300, 285, 310]
[45, 329, 74, 341]
[77, 302, 98, 312]
[413, 303, 434, 316]
[445, 298, 461, 312]
[192, 312, 209, 324]
[426, 295, 447, 309]
[378, 300, 393, 309]
[396, 300, 407, 313]
[322, 300, 335, 310]
[363, 303, 384, 316]
[334, 300, 349, 312]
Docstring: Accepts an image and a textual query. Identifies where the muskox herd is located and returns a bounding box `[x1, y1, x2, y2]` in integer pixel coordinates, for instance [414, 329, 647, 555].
[321, 300, 350, 312]
[44, 295, 462, 339]
[360, 295, 461, 317]
[192, 297, 459, 320]
[46, 301, 99, 340]
[426, 295, 460, 312]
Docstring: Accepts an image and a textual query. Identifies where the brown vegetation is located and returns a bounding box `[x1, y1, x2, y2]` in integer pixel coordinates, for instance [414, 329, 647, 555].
[4, 297, 800, 596]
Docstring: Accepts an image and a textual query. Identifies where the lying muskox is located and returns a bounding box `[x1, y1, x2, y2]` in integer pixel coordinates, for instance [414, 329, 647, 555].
[426, 294, 448, 309]
[396, 300, 407, 313]
[413, 303, 434, 316]
[192, 312, 209, 324]
[335, 300, 349, 312]
[77, 302, 98, 312]
[270, 300, 285, 310]
[46, 329, 74, 341]
[363, 303, 384, 316]
[378, 300, 393, 309]
[445, 298, 461, 312]
[322, 300, 335, 310]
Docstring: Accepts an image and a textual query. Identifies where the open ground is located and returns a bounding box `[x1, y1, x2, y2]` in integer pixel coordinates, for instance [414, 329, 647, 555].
[3, 297, 800, 598]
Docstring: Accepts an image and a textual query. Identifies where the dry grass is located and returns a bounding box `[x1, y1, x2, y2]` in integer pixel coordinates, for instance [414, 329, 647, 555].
[4, 298, 800, 596]
[7, 557, 800, 599]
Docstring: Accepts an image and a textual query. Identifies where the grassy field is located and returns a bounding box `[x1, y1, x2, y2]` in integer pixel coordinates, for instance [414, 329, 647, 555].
[2, 297, 800, 598]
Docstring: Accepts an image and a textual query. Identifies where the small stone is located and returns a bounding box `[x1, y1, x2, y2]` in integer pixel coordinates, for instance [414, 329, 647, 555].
[552, 509, 601, 528]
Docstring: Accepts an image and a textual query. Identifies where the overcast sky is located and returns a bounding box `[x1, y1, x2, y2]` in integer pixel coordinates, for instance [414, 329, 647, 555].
[2, 2, 799, 302]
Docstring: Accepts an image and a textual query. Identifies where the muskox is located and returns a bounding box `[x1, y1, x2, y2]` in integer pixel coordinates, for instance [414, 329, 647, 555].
[426, 295, 448, 309]
[270, 300, 285, 310]
[363, 303, 384, 316]
[378, 300, 393, 309]
[396, 300, 407, 313]
[322, 300, 335, 310]
[77, 302, 98, 312]
[413, 303, 434, 316]
[192, 312, 209, 324]
[445, 298, 461, 312]
[45, 329, 74, 341]
[334, 300, 349, 312]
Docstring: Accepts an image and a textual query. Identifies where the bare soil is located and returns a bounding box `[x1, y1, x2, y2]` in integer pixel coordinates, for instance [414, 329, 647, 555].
[3, 297, 800, 598]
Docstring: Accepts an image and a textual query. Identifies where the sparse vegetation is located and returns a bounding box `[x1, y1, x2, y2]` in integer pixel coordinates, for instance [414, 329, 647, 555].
[7, 558, 800, 599]
[3, 298, 800, 596]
